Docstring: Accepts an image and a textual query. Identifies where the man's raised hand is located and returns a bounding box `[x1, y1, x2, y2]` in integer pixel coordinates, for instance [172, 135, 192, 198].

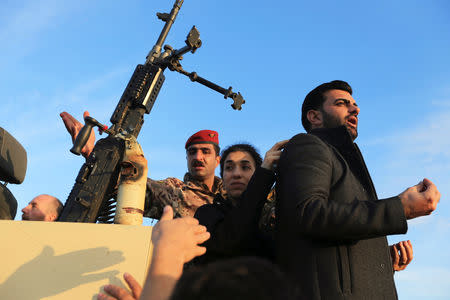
[399, 178, 440, 219]
[97, 273, 142, 300]
[261, 140, 289, 171]
[60, 111, 96, 158]
[152, 206, 210, 264]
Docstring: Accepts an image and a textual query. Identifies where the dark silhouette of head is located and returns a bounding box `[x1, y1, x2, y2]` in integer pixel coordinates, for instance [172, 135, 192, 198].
[170, 257, 298, 300]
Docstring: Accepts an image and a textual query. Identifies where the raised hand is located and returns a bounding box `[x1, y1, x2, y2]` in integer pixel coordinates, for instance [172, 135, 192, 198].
[152, 206, 210, 264]
[261, 140, 289, 171]
[60, 111, 96, 158]
[98, 273, 142, 300]
[399, 178, 440, 219]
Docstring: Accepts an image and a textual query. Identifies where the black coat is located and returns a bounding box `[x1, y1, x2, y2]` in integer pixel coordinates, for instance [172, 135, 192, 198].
[276, 126, 408, 300]
[194, 167, 276, 264]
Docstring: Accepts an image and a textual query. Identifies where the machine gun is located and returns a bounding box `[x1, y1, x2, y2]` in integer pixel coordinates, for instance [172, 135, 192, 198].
[58, 0, 245, 223]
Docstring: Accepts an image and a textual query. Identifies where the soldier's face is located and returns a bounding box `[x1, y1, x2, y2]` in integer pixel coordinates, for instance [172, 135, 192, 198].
[21, 197, 49, 221]
[320, 89, 360, 140]
[186, 143, 220, 181]
[222, 151, 256, 199]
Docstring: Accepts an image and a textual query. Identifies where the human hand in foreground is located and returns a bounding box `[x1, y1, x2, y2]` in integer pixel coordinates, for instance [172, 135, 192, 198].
[151, 205, 210, 265]
[261, 140, 289, 171]
[60, 110, 96, 158]
[390, 240, 413, 272]
[138, 206, 210, 300]
[398, 178, 440, 219]
[97, 272, 141, 300]
[97, 207, 209, 300]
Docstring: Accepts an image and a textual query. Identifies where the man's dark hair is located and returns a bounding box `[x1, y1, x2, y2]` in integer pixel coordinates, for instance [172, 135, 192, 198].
[170, 257, 298, 300]
[213, 144, 220, 157]
[301, 80, 353, 132]
[219, 144, 262, 177]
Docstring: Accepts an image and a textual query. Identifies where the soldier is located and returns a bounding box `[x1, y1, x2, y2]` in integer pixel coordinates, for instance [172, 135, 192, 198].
[60, 111, 224, 219]
[144, 129, 224, 218]
[21, 194, 63, 221]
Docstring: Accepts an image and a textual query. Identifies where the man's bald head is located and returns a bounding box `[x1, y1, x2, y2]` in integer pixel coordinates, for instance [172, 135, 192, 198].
[21, 194, 63, 221]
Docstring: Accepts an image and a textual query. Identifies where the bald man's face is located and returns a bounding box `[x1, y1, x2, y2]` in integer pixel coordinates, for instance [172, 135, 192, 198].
[21, 195, 59, 221]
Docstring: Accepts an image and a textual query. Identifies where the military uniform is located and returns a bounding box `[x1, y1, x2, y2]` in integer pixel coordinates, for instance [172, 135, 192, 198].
[144, 172, 224, 219]
[259, 189, 276, 237]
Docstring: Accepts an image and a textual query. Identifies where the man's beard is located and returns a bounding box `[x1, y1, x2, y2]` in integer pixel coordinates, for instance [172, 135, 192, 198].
[321, 110, 358, 140]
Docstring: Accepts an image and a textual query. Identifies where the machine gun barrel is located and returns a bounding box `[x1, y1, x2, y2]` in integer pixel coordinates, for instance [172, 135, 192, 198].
[146, 0, 184, 64]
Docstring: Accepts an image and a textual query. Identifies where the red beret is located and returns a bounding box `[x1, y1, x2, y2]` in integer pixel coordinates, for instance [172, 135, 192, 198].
[185, 130, 219, 149]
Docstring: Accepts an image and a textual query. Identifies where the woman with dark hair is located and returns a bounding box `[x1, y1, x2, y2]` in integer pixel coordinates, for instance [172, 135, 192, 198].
[194, 140, 288, 264]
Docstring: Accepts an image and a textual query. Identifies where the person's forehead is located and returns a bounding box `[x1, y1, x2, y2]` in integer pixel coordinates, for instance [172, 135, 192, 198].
[32, 196, 51, 205]
[187, 143, 215, 150]
[225, 151, 255, 164]
[324, 89, 356, 103]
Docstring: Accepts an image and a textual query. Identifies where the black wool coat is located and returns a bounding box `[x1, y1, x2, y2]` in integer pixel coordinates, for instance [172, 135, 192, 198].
[194, 167, 276, 264]
[276, 126, 408, 300]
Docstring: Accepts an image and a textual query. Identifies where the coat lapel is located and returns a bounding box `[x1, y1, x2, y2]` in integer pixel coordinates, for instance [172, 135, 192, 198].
[311, 126, 378, 200]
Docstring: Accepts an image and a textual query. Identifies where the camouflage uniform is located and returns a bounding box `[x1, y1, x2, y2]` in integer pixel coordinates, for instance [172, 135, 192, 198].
[258, 189, 276, 238]
[144, 172, 225, 219]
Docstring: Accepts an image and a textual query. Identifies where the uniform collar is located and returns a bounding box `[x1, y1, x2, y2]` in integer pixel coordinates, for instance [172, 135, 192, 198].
[183, 172, 224, 194]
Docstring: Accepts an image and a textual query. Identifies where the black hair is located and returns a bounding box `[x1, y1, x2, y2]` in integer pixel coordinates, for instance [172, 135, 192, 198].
[219, 143, 262, 177]
[170, 257, 298, 300]
[301, 80, 352, 132]
[213, 144, 220, 156]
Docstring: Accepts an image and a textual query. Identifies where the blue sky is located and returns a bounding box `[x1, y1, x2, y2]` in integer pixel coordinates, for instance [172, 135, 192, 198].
[1, 0, 449, 298]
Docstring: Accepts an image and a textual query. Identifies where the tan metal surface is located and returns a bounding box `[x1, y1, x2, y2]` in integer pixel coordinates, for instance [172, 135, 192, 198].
[0, 220, 152, 300]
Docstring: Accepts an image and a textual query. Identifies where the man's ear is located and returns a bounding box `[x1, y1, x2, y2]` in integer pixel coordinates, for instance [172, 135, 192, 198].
[215, 155, 221, 167]
[46, 213, 57, 222]
[307, 109, 323, 129]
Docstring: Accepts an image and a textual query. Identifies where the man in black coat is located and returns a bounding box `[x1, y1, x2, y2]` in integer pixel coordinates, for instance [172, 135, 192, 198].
[276, 80, 440, 299]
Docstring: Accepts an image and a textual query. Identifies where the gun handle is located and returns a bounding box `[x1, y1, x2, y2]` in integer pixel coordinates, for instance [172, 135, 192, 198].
[70, 123, 94, 156]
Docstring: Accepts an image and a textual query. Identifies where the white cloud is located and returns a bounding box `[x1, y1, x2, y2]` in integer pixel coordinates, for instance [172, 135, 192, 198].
[369, 111, 450, 203]
[364, 94, 450, 155]
[396, 267, 450, 298]
[431, 99, 450, 107]
[391, 111, 450, 157]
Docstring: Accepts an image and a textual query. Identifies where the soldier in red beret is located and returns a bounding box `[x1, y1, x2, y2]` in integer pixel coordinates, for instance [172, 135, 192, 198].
[144, 129, 224, 218]
[60, 111, 224, 219]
